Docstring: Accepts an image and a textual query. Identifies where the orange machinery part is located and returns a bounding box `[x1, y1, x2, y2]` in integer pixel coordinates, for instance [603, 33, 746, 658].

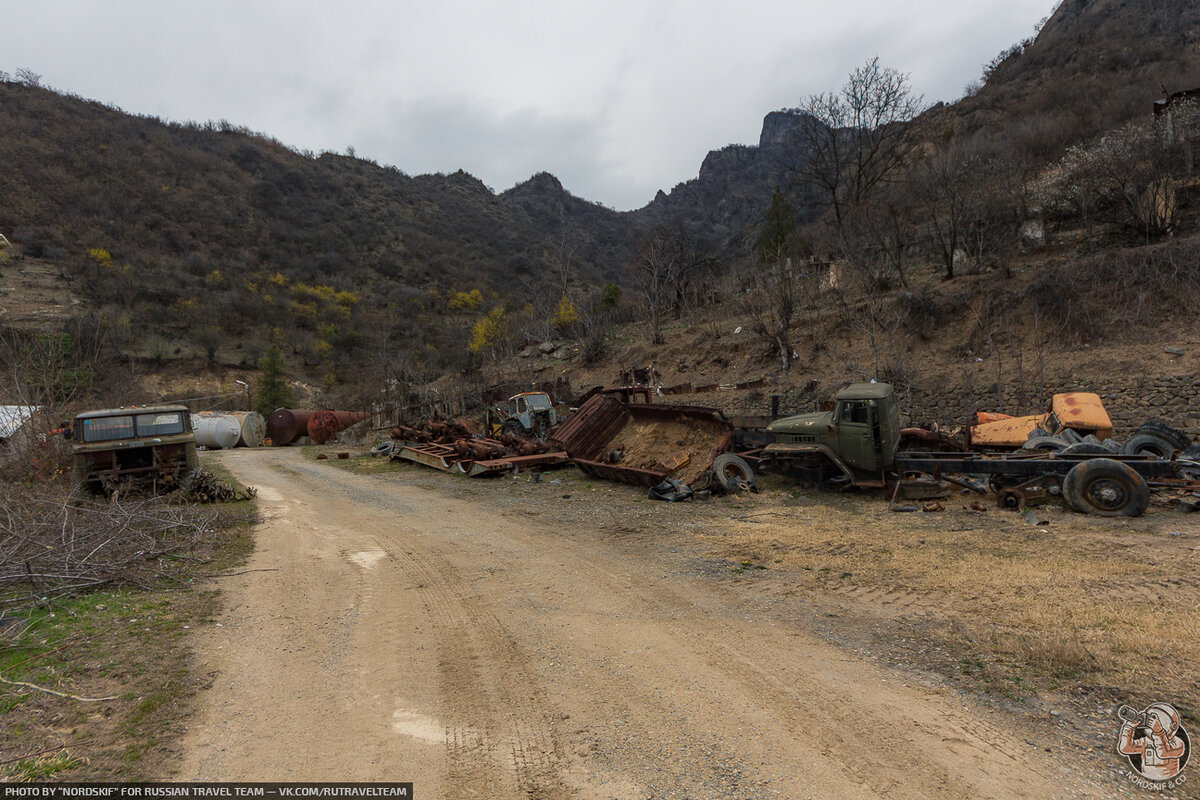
[967, 392, 1113, 448]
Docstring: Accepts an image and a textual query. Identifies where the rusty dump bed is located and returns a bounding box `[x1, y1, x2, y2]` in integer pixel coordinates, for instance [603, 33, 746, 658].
[550, 395, 733, 487]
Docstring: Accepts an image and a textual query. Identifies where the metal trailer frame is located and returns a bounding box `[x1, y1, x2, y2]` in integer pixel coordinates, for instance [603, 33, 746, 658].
[893, 451, 1182, 480]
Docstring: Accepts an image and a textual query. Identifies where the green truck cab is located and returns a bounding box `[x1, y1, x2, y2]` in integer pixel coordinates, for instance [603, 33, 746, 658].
[69, 405, 198, 494]
[763, 383, 901, 487]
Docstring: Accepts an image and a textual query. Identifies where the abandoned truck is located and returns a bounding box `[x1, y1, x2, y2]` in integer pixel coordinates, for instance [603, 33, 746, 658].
[488, 391, 560, 439]
[760, 383, 1196, 517]
[68, 405, 198, 494]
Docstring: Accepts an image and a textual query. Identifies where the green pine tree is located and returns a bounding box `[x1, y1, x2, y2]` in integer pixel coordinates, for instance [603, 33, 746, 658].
[755, 187, 798, 262]
[254, 345, 293, 417]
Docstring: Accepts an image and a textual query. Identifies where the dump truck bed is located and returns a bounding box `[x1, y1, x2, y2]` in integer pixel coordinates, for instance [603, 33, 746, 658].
[550, 395, 733, 487]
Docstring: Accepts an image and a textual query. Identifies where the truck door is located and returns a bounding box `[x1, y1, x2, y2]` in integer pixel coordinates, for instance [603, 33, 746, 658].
[514, 396, 529, 429]
[837, 399, 877, 472]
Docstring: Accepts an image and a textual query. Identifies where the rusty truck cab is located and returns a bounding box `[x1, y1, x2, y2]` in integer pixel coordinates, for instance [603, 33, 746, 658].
[71, 405, 198, 493]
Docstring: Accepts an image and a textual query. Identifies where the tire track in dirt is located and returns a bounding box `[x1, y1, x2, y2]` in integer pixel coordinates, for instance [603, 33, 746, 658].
[197, 451, 1115, 799]
[527, 553, 1038, 799]
[285, 461, 570, 799]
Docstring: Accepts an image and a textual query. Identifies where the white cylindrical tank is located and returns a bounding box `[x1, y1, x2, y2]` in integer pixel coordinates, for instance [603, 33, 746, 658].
[191, 414, 241, 450]
[226, 411, 266, 448]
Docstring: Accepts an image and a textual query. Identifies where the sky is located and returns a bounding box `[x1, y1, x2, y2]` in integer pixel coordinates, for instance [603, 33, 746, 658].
[5, 0, 1060, 211]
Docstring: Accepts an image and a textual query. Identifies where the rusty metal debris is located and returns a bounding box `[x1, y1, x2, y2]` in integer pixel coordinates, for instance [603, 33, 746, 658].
[389, 417, 569, 477]
[967, 393, 1113, 450]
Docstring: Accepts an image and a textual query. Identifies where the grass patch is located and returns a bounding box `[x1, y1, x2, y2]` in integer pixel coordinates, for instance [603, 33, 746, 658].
[4, 750, 86, 781]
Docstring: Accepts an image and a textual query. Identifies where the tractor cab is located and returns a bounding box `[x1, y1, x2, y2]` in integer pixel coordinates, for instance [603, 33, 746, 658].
[494, 392, 558, 438]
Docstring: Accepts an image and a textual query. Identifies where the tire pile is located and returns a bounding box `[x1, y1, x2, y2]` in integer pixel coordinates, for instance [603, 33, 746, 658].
[1020, 419, 1194, 458]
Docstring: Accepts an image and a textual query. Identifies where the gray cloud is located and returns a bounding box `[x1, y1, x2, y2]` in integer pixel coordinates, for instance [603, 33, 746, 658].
[7, 0, 1059, 210]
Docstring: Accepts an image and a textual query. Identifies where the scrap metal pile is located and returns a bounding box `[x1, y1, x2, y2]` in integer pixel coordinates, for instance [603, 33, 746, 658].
[388, 417, 568, 477]
[370, 383, 1199, 517]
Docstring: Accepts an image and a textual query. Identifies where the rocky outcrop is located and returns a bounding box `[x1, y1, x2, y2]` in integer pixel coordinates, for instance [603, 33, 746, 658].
[636, 111, 817, 249]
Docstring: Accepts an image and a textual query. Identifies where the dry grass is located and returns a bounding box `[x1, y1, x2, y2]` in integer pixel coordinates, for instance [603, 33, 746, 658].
[700, 489, 1200, 712]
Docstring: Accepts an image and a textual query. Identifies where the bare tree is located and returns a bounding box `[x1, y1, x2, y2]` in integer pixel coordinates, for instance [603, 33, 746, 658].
[911, 143, 977, 279]
[744, 189, 812, 373]
[786, 58, 925, 246]
[850, 188, 919, 288]
[632, 229, 682, 345]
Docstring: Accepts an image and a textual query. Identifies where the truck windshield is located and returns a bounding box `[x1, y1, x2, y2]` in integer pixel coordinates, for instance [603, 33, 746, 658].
[527, 394, 551, 410]
[81, 415, 135, 442]
[137, 412, 185, 437]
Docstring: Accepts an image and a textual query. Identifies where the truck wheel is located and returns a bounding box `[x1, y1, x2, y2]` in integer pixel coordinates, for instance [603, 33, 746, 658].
[1022, 435, 1068, 453]
[1136, 420, 1191, 452]
[712, 454, 755, 493]
[1121, 432, 1176, 459]
[1062, 458, 1149, 517]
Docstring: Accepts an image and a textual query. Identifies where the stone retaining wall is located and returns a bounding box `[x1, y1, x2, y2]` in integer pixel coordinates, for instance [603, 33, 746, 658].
[664, 374, 1200, 438]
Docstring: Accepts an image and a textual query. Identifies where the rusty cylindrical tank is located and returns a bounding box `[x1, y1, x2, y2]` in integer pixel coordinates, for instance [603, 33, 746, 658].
[307, 409, 341, 445]
[266, 409, 315, 445]
[191, 414, 241, 450]
[331, 410, 367, 429]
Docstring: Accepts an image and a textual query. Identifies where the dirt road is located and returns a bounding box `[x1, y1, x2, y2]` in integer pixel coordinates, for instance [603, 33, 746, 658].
[177, 449, 1115, 798]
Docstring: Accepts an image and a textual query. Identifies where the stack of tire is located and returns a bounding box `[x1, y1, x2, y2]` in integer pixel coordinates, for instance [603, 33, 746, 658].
[1020, 420, 1194, 517]
[1021, 419, 1192, 457]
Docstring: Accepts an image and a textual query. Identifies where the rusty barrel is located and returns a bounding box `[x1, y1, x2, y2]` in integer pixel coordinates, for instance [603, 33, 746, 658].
[266, 409, 315, 445]
[307, 409, 341, 445]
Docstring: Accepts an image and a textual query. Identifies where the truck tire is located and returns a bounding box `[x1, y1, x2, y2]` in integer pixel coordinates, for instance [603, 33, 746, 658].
[1136, 420, 1191, 452]
[1121, 432, 1176, 459]
[1061, 442, 1109, 455]
[712, 453, 755, 493]
[1062, 458, 1149, 517]
[1059, 428, 1083, 445]
[1021, 435, 1068, 453]
[369, 441, 395, 457]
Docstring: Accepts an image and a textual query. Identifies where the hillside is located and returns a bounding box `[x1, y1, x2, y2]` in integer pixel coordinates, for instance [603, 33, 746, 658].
[0, 78, 647, 400]
[637, 111, 807, 249]
[926, 0, 1200, 158]
[3, 0, 1200, 417]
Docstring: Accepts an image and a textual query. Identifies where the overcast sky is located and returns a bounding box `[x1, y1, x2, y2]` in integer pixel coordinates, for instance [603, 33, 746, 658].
[7, 0, 1059, 210]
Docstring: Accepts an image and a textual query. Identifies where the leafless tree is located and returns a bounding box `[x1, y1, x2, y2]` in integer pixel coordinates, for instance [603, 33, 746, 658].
[744, 248, 811, 374]
[911, 143, 977, 279]
[786, 58, 925, 247]
[632, 229, 682, 345]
